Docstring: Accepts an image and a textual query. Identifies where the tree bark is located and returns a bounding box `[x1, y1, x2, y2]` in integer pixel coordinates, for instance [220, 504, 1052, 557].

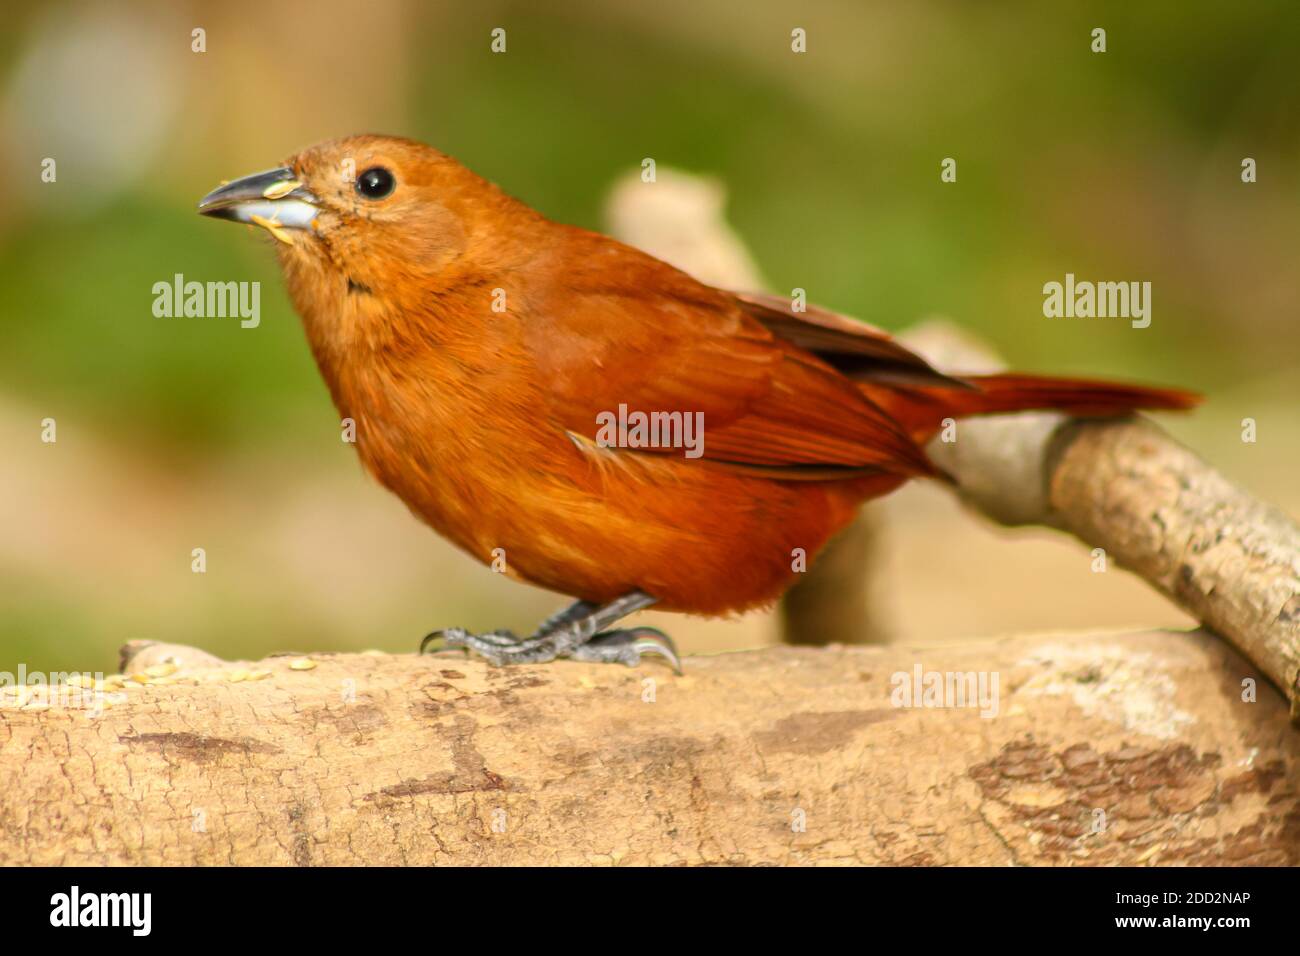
[2, 633, 1296, 865]
[1046, 420, 1300, 719]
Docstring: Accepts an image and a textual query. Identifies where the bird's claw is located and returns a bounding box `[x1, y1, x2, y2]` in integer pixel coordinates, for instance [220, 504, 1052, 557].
[419, 628, 461, 656]
[567, 627, 683, 675]
[419, 624, 681, 672]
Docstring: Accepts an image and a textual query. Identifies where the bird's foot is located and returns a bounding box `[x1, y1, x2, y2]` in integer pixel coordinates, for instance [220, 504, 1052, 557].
[567, 627, 682, 674]
[421, 628, 559, 666]
[419, 591, 680, 672]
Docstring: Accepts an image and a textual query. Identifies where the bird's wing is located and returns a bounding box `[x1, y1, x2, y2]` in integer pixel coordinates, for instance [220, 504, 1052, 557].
[525, 234, 935, 478]
[730, 291, 972, 390]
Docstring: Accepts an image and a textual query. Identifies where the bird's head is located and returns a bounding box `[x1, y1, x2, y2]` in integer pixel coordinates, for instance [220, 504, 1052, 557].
[197, 135, 527, 304]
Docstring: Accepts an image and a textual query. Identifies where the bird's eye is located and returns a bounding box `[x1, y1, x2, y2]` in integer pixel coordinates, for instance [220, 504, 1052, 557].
[356, 167, 396, 200]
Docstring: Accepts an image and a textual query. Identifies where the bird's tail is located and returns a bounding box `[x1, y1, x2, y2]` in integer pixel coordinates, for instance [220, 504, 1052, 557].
[946, 373, 1200, 418]
[859, 373, 1200, 445]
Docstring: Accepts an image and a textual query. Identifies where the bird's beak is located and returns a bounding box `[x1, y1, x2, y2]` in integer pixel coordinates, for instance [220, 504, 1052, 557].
[197, 167, 320, 242]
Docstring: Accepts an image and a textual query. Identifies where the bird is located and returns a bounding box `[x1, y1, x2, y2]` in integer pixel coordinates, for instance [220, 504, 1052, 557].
[198, 134, 1198, 672]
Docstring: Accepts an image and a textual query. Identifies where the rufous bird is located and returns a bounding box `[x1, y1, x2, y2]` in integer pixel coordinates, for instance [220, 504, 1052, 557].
[198, 135, 1198, 672]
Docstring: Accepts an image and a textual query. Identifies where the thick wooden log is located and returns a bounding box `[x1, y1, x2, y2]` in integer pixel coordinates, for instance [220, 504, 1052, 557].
[2, 631, 1295, 865]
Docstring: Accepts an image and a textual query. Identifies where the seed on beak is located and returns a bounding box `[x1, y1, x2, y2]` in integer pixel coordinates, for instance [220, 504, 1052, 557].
[249, 212, 296, 246]
[262, 178, 302, 201]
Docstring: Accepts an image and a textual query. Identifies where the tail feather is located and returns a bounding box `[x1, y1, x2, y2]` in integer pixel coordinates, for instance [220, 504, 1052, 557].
[952, 373, 1201, 417]
[858, 373, 1200, 445]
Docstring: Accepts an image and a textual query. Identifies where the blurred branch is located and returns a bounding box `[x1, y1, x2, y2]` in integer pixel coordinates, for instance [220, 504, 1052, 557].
[779, 509, 886, 646]
[3, 633, 1296, 865]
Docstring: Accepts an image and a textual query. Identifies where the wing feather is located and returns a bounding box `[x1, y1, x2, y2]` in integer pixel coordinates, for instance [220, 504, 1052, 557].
[525, 231, 934, 478]
[732, 290, 973, 390]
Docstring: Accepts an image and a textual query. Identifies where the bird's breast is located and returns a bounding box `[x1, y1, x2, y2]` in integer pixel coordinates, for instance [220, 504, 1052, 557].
[337, 342, 569, 561]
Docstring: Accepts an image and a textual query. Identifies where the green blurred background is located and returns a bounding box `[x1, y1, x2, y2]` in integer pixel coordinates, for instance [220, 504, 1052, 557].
[2, 0, 1296, 673]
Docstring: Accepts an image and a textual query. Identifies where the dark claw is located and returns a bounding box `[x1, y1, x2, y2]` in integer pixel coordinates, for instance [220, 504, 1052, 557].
[420, 628, 466, 655]
[570, 627, 683, 674]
